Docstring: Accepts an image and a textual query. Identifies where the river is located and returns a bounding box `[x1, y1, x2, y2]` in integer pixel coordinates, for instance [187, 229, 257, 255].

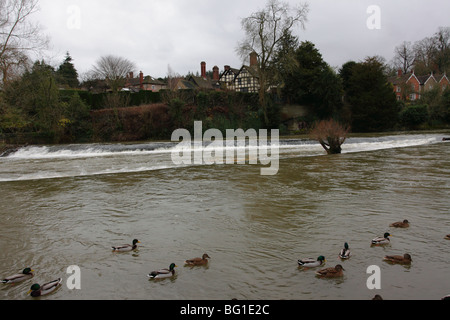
[0, 131, 449, 300]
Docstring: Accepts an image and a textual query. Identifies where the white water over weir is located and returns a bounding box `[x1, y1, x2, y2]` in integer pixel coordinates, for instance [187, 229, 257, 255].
[0, 133, 447, 182]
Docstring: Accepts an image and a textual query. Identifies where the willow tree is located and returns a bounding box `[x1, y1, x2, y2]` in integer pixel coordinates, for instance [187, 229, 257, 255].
[310, 119, 350, 155]
[236, 0, 309, 126]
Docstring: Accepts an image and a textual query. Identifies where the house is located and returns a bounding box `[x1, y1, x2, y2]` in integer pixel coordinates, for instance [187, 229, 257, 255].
[218, 65, 240, 91]
[124, 71, 167, 92]
[389, 70, 445, 101]
[175, 61, 220, 91]
[174, 51, 261, 93]
[233, 52, 260, 93]
[437, 73, 449, 91]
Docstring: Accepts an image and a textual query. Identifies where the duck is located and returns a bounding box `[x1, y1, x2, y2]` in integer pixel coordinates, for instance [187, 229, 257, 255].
[383, 253, 412, 265]
[339, 243, 351, 259]
[147, 263, 177, 280]
[28, 278, 62, 297]
[111, 239, 140, 252]
[2, 268, 34, 284]
[371, 233, 391, 246]
[185, 253, 211, 266]
[315, 265, 345, 278]
[445, 235, 450, 240]
[298, 256, 326, 268]
[390, 220, 410, 228]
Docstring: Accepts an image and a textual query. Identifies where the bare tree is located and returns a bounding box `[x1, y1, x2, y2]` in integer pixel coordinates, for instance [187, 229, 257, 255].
[433, 27, 450, 73]
[236, 0, 309, 126]
[0, 0, 48, 85]
[392, 41, 415, 74]
[310, 119, 350, 155]
[413, 37, 438, 74]
[91, 55, 136, 93]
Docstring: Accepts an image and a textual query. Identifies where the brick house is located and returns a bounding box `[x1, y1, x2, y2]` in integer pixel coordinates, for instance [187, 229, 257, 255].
[124, 71, 166, 92]
[389, 70, 447, 101]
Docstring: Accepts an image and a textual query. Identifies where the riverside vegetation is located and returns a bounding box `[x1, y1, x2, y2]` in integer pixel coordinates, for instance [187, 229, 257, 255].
[1, 43, 450, 150]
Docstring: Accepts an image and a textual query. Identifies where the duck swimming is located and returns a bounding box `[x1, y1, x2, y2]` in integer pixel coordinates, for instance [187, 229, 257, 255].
[339, 243, 351, 259]
[2, 268, 34, 284]
[371, 233, 391, 246]
[315, 265, 345, 278]
[185, 253, 211, 266]
[383, 253, 412, 265]
[147, 263, 177, 280]
[28, 278, 62, 297]
[112, 239, 140, 252]
[390, 220, 410, 228]
[298, 256, 326, 268]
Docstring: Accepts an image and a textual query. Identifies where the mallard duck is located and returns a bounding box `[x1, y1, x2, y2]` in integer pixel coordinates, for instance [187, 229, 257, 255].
[185, 253, 211, 266]
[315, 265, 345, 278]
[390, 220, 410, 228]
[298, 256, 326, 268]
[383, 253, 412, 265]
[28, 278, 62, 297]
[111, 239, 140, 252]
[371, 233, 391, 246]
[445, 234, 450, 240]
[2, 268, 34, 284]
[147, 263, 177, 279]
[339, 243, 351, 259]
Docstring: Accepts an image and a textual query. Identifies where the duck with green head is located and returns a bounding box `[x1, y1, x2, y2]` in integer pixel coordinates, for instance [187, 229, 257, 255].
[112, 239, 140, 252]
[28, 278, 62, 297]
[339, 243, 351, 259]
[147, 263, 177, 279]
[298, 256, 326, 269]
[371, 233, 391, 246]
[2, 268, 34, 284]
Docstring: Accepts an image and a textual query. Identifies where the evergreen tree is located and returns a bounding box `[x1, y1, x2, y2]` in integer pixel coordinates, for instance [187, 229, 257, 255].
[345, 57, 399, 132]
[282, 41, 343, 119]
[56, 52, 79, 88]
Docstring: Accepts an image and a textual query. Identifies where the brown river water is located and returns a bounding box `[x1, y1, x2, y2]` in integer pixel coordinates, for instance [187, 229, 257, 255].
[0, 131, 449, 300]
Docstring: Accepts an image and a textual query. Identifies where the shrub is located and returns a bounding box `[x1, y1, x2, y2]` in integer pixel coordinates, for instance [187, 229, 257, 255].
[399, 104, 428, 129]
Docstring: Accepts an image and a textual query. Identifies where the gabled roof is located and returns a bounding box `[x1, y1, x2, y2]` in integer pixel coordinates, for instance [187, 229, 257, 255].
[436, 73, 449, 83]
[237, 65, 259, 79]
[126, 76, 165, 86]
[188, 76, 215, 89]
[388, 74, 410, 85]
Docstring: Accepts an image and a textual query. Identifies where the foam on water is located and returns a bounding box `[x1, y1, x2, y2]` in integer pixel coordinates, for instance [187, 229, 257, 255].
[0, 133, 445, 182]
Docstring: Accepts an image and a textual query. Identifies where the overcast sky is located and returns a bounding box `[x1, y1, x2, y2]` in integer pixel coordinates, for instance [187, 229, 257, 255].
[32, 0, 450, 79]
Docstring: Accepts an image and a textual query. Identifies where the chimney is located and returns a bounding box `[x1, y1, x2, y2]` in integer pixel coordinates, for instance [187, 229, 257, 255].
[397, 69, 402, 77]
[213, 66, 219, 81]
[250, 51, 258, 67]
[139, 71, 144, 90]
[129, 72, 134, 79]
[201, 61, 206, 79]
